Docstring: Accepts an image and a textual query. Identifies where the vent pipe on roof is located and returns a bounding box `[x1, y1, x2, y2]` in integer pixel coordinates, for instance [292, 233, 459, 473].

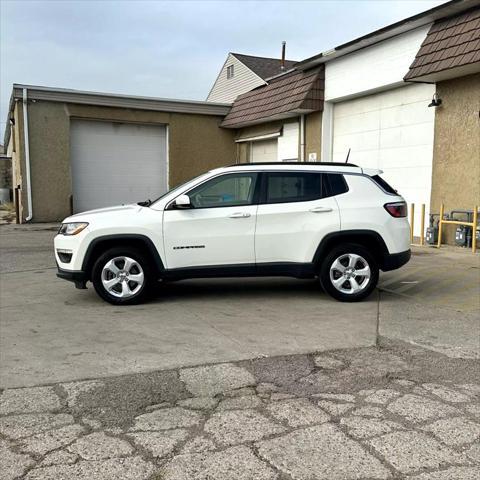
[281, 41, 286, 70]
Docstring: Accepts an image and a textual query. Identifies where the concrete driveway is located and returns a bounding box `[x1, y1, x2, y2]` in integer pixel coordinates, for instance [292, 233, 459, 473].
[1, 224, 379, 388]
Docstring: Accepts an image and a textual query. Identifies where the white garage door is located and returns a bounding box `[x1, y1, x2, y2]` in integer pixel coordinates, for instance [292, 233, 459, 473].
[332, 83, 435, 236]
[70, 120, 167, 213]
[250, 138, 278, 163]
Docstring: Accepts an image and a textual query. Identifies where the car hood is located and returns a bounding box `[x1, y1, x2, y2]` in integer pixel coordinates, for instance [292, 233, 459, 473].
[62, 204, 142, 223]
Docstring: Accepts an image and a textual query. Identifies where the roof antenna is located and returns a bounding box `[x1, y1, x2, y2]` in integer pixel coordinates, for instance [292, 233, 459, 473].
[281, 41, 286, 70]
[345, 148, 351, 164]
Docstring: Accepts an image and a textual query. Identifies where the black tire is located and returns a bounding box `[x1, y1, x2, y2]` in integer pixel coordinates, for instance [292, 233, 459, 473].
[319, 243, 379, 302]
[91, 247, 155, 305]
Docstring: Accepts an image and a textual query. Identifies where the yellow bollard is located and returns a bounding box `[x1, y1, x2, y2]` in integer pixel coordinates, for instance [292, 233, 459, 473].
[410, 203, 415, 244]
[473, 206, 478, 253]
[420, 204, 425, 246]
[437, 203, 444, 248]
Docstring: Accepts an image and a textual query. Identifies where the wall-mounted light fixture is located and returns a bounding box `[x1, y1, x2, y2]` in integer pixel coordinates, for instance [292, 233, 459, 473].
[428, 93, 442, 108]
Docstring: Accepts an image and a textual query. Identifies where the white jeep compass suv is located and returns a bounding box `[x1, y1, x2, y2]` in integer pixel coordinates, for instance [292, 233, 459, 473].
[55, 163, 411, 304]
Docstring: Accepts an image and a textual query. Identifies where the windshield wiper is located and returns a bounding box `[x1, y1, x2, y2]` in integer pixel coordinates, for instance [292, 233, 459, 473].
[137, 199, 152, 207]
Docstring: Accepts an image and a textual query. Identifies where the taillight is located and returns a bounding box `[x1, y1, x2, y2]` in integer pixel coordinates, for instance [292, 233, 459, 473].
[384, 202, 407, 217]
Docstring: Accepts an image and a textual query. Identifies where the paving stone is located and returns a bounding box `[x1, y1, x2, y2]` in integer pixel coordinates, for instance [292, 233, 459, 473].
[128, 429, 188, 458]
[465, 404, 480, 418]
[340, 417, 404, 439]
[266, 398, 330, 428]
[0, 438, 35, 480]
[180, 363, 256, 397]
[317, 400, 354, 416]
[256, 383, 279, 394]
[465, 443, 480, 462]
[216, 395, 262, 411]
[393, 379, 415, 387]
[363, 389, 400, 404]
[456, 383, 480, 394]
[350, 406, 384, 418]
[38, 449, 78, 467]
[61, 380, 103, 407]
[130, 407, 202, 431]
[408, 466, 480, 479]
[0, 413, 75, 439]
[67, 431, 134, 460]
[180, 435, 217, 454]
[162, 445, 277, 480]
[145, 402, 171, 412]
[313, 393, 356, 402]
[224, 387, 256, 397]
[177, 397, 218, 410]
[19, 424, 85, 455]
[422, 383, 471, 403]
[204, 409, 285, 446]
[257, 423, 390, 479]
[368, 431, 466, 475]
[24, 456, 154, 480]
[0, 387, 61, 415]
[387, 394, 460, 423]
[269, 392, 296, 401]
[313, 355, 345, 369]
[82, 417, 102, 429]
[422, 416, 480, 446]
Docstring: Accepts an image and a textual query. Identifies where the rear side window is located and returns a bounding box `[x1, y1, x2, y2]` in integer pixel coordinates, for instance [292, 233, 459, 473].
[371, 175, 398, 195]
[325, 174, 349, 196]
[265, 172, 324, 204]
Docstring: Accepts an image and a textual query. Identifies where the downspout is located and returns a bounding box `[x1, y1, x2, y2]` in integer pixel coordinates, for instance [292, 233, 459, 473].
[300, 114, 306, 162]
[22, 88, 33, 221]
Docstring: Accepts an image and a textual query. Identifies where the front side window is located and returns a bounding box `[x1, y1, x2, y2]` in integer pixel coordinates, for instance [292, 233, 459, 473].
[265, 172, 323, 204]
[188, 173, 258, 208]
[227, 65, 234, 79]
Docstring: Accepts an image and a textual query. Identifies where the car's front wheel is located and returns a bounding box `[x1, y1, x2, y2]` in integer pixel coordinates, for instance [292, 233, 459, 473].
[91, 247, 154, 305]
[319, 243, 379, 302]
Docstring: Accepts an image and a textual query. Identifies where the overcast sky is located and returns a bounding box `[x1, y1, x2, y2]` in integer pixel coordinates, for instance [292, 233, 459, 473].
[1, 0, 448, 135]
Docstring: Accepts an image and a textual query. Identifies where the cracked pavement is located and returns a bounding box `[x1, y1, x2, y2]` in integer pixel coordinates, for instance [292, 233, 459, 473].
[1, 339, 479, 480]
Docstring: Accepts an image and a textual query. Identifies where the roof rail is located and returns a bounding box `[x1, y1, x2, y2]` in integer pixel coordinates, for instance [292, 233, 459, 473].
[226, 162, 359, 167]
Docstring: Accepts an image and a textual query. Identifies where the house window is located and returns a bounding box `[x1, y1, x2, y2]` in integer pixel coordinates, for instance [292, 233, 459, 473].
[226, 65, 234, 79]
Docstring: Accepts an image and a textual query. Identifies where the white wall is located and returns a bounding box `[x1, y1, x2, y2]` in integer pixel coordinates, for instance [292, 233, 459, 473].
[207, 54, 266, 103]
[324, 25, 431, 102]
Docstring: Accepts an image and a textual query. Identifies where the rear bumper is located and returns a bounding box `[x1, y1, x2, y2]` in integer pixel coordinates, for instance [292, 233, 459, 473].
[56, 267, 88, 289]
[381, 249, 411, 272]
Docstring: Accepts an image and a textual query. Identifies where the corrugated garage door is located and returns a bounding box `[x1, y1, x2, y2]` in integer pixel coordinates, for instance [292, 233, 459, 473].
[331, 83, 435, 236]
[70, 120, 167, 213]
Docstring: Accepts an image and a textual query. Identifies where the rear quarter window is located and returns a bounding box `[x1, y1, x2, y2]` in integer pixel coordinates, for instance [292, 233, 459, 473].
[371, 175, 398, 195]
[325, 174, 349, 197]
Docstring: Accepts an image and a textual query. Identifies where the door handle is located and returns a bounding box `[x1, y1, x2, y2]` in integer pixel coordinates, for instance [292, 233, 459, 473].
[309, 206, 333, 213]
[229, 212, 251, 218]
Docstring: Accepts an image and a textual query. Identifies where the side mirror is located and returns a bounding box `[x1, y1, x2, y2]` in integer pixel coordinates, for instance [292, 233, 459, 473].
[173, 194, 191, 209]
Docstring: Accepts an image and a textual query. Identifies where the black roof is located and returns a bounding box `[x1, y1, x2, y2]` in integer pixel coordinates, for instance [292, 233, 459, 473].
[227, 162, 358, 167]
[232, 53, 297, 80]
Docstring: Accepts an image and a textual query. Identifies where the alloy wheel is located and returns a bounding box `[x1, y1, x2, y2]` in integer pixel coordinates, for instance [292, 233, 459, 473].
[329, 253, 371, 295]
[101, 256, 145, 298]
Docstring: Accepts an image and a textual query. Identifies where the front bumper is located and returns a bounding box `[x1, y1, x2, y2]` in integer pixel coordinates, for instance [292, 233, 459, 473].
[57, 267, 88, 289]
[381, 249, 411, 272]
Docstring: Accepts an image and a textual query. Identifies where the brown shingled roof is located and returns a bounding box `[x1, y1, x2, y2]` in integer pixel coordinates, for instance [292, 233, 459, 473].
[233, 53, 297, 80]
[221, 67, 324, 128]
[405, 6, 480, 81]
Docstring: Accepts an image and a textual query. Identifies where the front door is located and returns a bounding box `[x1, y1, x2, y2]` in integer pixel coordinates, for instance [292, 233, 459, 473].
[255, 171, 341, 264]
[163, 172, 259, 269]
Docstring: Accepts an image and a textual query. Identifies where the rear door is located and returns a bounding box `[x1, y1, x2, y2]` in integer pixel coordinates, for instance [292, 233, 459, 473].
[163, 172, 259, 269]
[255, 172, 342, 264]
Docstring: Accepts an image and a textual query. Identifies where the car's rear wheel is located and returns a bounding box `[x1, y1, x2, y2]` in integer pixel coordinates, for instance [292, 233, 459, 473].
[92, 247, 154, 305]
[319, 243, 379, 302]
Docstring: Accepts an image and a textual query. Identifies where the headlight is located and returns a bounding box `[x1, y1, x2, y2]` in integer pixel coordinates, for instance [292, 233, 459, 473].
[58, 222, 89, 235]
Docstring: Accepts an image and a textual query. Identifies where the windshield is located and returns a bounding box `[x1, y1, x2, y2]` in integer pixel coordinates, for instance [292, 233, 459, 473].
[149, 172, 209, 206]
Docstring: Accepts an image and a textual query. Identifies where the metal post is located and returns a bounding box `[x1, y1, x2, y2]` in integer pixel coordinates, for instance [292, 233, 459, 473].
[420, 204, 425, 246]
[410, 203, 415, 244]
[437, 203, 444, 248]
[473, 205, 478, 253]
